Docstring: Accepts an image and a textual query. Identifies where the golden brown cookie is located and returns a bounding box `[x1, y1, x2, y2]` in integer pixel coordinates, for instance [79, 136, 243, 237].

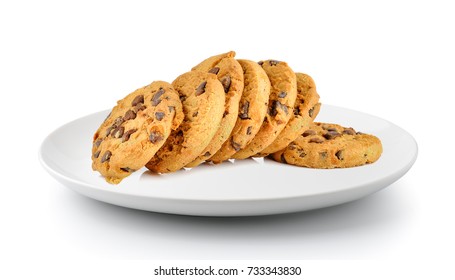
[186, 52, 244, 167]
[209, 59, 271, 163]
[91, 81, 184, 184]
[257, 73, 320, 156]
[146, 71, 225, 173]
[232, 60, 297, 159]
[270, 122, 383, 168]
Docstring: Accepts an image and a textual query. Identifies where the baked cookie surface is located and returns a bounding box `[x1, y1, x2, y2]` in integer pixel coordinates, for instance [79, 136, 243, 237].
[209, 59, 270, 163]
[186, 52, 244, 167]
[91, 81, 184, 184]
[146, 71, 225, 173]
[270, 122, 383, 168]
[232, 60, 297, 159]
[258, 72, 320, 156]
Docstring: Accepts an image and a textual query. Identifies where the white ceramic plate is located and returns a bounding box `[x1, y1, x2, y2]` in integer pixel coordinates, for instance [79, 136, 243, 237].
[39, 105, 417, 216]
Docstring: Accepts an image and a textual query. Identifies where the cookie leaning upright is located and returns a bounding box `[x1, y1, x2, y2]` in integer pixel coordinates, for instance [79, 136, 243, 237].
[91, 81, 184, 184]
[209, 59, 271, 163]
[270, 122, 383, 168]
[146, 71, 225, 173]
[232, 60, 297, 160]
[257, 72, 320, 156]
[186, 51, 244, 167]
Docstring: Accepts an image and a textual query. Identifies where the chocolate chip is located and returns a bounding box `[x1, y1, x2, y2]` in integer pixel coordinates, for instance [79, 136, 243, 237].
[270, 101, 288, 117]
[231, 138, 241, 152]
[151, 88, 165, 106]
[220, 75, 231, 93]
[124, 109, 136, 121]
[335, 150, 344, 160]
[302, 130, 316, 137]
[269, 101, 278, 117]
[323, 131, 341, 140]
[168, 106, 175, 113]
[134, 103, 146, 112]
[309, 107, 315, 117]
[93, 150, 100, 158]
[309, 137, 324, 143]
[105, 126, 114, 137]
[192, 111, 198, 117]
[179, 95, 186, 102]
[280, 102, 289, 115]
[269, 60, 280, 66]
[94, 139, 102, 147]
[122, 129, 137, 142]
[299, 151, 307, 158]
[110, 127, 118, 137]
[149, 131, 163, 144]
[258, 61, 264, 66]
[101, 151, 112, 163]
[343, 128, 356, 135]
[131, 95, 144, 106]
[204, 151, 211, 157]
[281, 154, 287, 163]
[113, 126, 125, 138]
[120, 167, 135, 173]
[155, 112, 165, 121]
[246, 126, 252, 135]
[293, 107, 301, 115]
[195, 81, 207, 96]
[356, 131, 365, 135]
[326, 127, 338, 132]
[208, 67, 220, 74]
[278, 91, 287, 98]
[239, 101, 250, 119]
[320, 151, 328, 159]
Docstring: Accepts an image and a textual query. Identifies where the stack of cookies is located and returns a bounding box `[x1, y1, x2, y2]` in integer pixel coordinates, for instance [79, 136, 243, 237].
[91, 51, 382, 184]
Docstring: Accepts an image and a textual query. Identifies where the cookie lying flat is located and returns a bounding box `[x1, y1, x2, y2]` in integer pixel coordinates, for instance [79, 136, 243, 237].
[270, 122, 382, 168]
[257, 72, 320, 156]
[232, 60, 297, 159]
[91, 81, 184, 184]
[146, 71, 225, 173]
[209, 59, 270, 164]
[186, 52, 244, 167]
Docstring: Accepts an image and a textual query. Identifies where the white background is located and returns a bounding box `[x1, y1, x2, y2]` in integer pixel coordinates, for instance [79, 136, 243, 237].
[1, 0, 454, 279]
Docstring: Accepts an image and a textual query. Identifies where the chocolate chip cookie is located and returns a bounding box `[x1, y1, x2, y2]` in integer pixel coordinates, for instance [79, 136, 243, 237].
[257, 73, 320, 156]
[146, 71, 225, 173]
[91, 81, 184, 184]
[232, 60, 297, 159]
[270, 122, 383, 168]
[209, 59, 271, 164]
[186, 52, 244, 167]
